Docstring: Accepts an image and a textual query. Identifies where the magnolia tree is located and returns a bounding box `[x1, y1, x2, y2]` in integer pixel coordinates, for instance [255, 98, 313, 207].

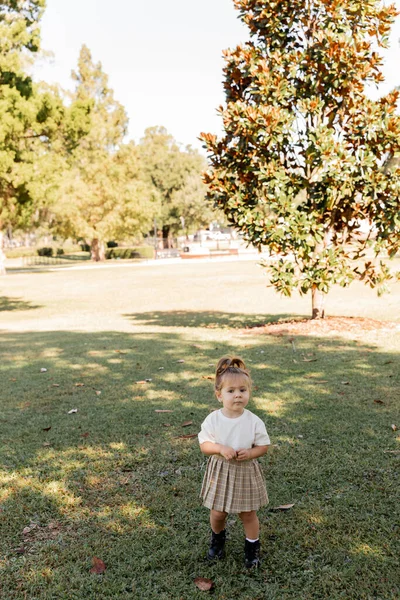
[201, 0, 400, 318]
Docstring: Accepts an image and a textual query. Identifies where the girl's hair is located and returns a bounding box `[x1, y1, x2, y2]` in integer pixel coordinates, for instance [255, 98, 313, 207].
[215, 356, 251, 391]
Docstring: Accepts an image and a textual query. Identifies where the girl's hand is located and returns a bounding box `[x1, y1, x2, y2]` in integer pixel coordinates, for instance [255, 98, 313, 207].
[236, 448, 252, 461]
[219, 445, 237, 461]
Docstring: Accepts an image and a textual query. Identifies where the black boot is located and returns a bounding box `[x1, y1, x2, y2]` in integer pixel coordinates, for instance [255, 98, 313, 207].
[207, 529, 226, 560]
[244, 539, 261, 568]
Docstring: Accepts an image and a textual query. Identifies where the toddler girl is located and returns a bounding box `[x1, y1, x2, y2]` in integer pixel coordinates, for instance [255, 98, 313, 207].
[198, 356, 270, 568]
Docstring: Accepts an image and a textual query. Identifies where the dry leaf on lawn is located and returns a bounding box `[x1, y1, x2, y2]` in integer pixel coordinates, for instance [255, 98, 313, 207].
[68, 408, 78, 414]
[181, 421, 193, 427]
[391, 424, 397, 431]
[271, 503, 295, 511]
[81, 432, 89, 438]
[40, 368, 47, 373]
[177, 359, 185, 363]
[202, 376, 214, 380]
[174, 433, 197, 439]
[90, 557, 106, 574]
[155, 410, 173, 413]
[194, 577, 214, 591]
[374, 399, 384, 405]
[75, 383, 84, 387]
[42, 426, 52, 431]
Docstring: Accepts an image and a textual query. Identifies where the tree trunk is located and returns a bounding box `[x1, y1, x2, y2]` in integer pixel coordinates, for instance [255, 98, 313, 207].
[0, 231, 6, 276]
[311, 287, 325, 319]
[162, 225, 170, 249]
[90, 238, 105, 262]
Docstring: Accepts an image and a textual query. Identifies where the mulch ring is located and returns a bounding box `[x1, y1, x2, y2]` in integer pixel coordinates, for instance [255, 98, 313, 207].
[242, 316, 399, 337]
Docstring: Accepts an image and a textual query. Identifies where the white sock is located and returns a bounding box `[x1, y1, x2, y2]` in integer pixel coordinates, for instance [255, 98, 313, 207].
[246, 538, 259, 543]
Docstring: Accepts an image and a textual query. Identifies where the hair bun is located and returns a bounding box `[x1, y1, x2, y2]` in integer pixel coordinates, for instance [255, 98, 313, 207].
[230, 357, 246, 370]
[215, 356, 247, 376]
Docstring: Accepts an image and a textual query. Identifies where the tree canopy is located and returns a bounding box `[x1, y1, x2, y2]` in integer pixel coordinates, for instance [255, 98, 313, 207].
[0, 0, 91, 272]
[53, 45, 156, 260]
[138, 126, 215, 244]
[201, 0, 400, 318]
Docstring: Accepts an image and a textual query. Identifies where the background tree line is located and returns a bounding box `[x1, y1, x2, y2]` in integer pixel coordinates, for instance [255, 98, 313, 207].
[0, 0, 215, 271]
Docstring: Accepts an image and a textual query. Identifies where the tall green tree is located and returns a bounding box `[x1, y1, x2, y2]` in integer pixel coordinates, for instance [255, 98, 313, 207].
[0, 0, 91, 274]
[54, 45, 155, 260]
[138, 127, 214, 245]
[201, 0, 400, 318]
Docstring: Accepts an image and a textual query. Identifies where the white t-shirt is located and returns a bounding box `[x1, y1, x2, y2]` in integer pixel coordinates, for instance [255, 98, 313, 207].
[198, 409, 270, 451]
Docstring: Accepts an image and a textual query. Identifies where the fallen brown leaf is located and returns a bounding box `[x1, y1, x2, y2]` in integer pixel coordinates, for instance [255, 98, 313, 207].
[341, 381, 350, 385]
[52, 384, 60, 387]
[391, 424, 397, 432]
[374, 399, 385, 405]
[75, 383, 85, 387]
[174, 434, 198, 439]
[202, 375, 214, 380]
[181, 421, 193, 427]
[42, 426, 52, 432]
[81, 432, 90, 438]
[271, 503, 295, 511]
[177, 359, 185, 363]
[155, 409, 173, 413]
[194, 577, 214, 591]
[90, 557, 106, 574]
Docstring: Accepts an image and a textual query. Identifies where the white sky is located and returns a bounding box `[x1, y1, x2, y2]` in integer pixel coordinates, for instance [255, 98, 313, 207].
[34, 0, 400, 151]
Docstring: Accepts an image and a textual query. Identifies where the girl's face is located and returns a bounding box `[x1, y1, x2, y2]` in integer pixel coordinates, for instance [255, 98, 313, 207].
[216, 374, 250, 418]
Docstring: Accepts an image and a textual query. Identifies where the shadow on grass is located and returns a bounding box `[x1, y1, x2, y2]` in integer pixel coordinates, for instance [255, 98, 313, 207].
[0, 296, 41, 312]
[124, 310, 305, 329]
[0, 329, 399, 599]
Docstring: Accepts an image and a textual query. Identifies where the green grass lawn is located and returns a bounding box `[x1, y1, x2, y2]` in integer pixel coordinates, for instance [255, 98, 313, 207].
[0, 260, 399, 599]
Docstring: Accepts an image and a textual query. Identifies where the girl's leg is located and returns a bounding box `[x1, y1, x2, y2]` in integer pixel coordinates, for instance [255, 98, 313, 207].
[239, 511, 261, 568]
[238, 510, 259, 539]
[210, 509, 227, 533]
[208, 510, 228, 560]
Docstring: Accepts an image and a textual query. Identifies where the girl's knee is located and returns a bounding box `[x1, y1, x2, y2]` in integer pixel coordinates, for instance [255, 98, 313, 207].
[211, 510, 227, 521]
[239, 510, 257, 522]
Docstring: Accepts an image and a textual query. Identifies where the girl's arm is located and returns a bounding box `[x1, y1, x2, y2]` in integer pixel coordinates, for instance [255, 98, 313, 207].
[236, 445, 269, 461]
[200, 441, 237, 461]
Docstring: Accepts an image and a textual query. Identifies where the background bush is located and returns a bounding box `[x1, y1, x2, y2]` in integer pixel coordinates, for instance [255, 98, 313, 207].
[105, 246, 154, 260]
[37, 247, 53, 257]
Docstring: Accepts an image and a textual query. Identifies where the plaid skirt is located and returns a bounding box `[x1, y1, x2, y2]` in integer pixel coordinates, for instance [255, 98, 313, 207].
[200, 455, 268, 513]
